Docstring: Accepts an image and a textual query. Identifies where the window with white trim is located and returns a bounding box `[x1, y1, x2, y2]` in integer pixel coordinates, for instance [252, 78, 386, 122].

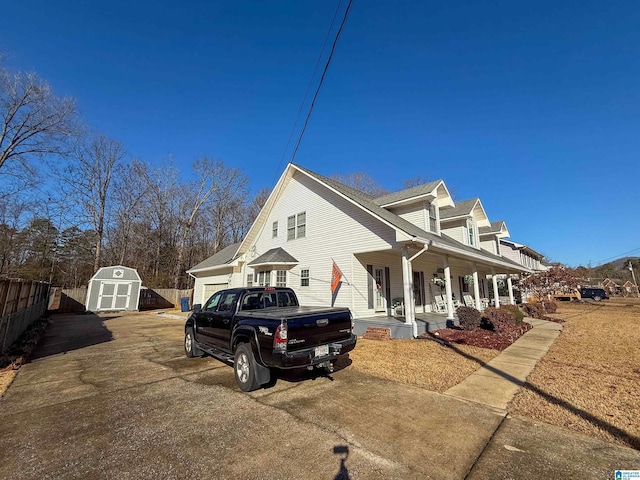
[246, 273, 254, 287]
[287, 212, 306, 240]
[428, 203, 438, 233]
[467, 219, 476, 247]
[272, 221, 278, 238]
[257, 270, 271, 287]
[276, 270, 287, 287]
[300, 269, 310, 287]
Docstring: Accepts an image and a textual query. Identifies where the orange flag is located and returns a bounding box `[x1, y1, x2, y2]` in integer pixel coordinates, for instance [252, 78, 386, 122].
[331, 261, 343, 295]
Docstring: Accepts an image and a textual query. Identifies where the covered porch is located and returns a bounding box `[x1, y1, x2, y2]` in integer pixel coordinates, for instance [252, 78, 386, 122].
[353, 239, 525, 338]
[354, 312, 458, 339]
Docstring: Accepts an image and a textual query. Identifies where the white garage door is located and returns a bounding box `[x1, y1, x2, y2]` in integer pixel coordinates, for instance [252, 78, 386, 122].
[202, 283, 227, 303]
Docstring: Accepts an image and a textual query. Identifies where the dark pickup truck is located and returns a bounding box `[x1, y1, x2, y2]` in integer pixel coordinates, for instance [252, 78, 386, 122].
[184, 287, 357, 391]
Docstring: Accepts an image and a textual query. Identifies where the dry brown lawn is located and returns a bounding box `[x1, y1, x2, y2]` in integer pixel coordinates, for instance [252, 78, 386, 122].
[0, 370, 17, 397]
[348, 338, 499, 392]
[509, 298, 640, 450]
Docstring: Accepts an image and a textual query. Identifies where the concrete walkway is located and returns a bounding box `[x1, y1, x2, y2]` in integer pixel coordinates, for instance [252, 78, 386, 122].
[445, 318, 563, 409]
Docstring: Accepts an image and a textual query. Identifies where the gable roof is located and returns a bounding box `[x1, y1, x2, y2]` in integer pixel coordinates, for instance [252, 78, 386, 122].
[248, 247, 298, 267]
[373, 180, 443, 207]
[479, 221, 508, 236]
[500, 239, 544, 260]
[187, 242, 241, 273]
[292, 164, 526, 272]
[440, 198, 480, 220]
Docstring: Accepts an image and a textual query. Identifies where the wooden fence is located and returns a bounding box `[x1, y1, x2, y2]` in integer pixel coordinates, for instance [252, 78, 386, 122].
[51, 287, 193, 312]
[0, 279, 50, 355]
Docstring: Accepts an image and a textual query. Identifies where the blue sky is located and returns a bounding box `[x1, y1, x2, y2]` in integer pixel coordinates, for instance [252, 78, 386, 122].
[2, 0, 639, 267]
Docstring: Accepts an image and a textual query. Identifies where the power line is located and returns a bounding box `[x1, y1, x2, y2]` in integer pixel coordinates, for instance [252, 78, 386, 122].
[288, 0, 354, 166]
[271, 0, 344, 188]
[593, 247, 640, 266]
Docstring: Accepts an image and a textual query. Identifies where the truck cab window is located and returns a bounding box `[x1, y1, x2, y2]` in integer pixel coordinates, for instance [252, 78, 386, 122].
[203, 292, 222, 311]
[218, 292, 237, 312]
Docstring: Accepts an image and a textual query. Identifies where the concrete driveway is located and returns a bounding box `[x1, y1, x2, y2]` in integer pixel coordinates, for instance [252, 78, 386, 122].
[1, 312, 638, 479]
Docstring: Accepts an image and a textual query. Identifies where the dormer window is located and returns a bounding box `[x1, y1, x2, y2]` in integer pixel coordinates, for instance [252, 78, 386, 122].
[428, 203, 438, 233]
[467, 219, 476, 247]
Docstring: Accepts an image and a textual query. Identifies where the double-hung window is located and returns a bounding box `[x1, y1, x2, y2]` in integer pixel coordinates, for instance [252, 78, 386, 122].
[467, 219, 476, 247]
[276, 270, 287, 287]
[300, 269, 310, 287]
[287, 211, 306, 240]
[272, 221, 278, 238]
[428, 203, 437, 233]
[258, 270, 271, 287]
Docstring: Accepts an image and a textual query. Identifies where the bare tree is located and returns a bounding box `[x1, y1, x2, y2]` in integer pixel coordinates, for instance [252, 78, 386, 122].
[330, 172, 388, 197]
[62, 134, 125, 272]
[402, 176, 433, 189]
[173, 158, 248, 288]
[0, 62, 77, 172]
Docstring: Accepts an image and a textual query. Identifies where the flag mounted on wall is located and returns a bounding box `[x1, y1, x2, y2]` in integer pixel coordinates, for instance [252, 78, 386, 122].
[331, 260, 344, 295]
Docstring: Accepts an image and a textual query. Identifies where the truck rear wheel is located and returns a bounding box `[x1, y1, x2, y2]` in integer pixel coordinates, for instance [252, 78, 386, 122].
[234, 343, 260, 392]
[184, 328, 203, 358]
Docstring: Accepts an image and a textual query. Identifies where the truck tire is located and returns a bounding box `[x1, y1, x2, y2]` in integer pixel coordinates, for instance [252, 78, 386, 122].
[234, 343, 260, 392]
[593, 295, 602, 301]
[184, 328, 203, 358]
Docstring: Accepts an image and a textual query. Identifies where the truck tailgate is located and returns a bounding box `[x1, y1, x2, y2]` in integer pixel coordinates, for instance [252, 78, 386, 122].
[280, 307, 352, 352]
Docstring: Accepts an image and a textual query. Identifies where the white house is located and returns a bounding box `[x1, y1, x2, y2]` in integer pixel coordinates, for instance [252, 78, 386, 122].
[187, 163, 529, 338]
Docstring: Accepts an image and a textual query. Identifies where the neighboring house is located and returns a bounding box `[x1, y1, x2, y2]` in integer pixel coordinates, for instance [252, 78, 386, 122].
[622, 280, 639, 296]
[602, 278, 620, 296]
[188, 163, 529, 338]
[500, 239, 545, 271]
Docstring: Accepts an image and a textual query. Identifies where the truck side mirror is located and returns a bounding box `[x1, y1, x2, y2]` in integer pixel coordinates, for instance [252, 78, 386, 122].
[192, 304, 202, 312]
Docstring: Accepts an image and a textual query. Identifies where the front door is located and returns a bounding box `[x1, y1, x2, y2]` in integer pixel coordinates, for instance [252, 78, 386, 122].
[373, 267, 386, 312]
[413, 271, 424, 312]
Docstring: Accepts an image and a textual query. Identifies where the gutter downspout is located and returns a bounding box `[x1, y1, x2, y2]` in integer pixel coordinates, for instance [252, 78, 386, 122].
[403, 243, 430, 338]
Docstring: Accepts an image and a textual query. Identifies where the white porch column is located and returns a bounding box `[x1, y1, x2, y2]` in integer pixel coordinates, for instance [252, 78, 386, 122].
[472, 268, 482, 310]
[491, 274, 500, 308]
[444, 259, 454, 320]
[507, 276, 515, 305]
[401, 246, 417, 336]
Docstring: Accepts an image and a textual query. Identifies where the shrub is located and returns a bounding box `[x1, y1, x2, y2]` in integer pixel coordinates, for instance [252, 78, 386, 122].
[456, 306, 481, 331]
[542, 300, 558, 314]
[481, 307, 518, 333]
[520, 302, 545, 319]
[500, 304, 524, 323]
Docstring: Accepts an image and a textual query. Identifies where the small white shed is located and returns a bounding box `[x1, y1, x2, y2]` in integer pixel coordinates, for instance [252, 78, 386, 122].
[86, 265, 142, 312]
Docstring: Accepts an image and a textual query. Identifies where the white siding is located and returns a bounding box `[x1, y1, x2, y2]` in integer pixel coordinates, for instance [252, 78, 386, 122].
[480, 237, 497, 255]
[441, 219, 466, 244]
[193, 271, 233, 305]
[243, 172, 399, 315]
[388, 203, 427, 230]
[500, 243, 521, 264]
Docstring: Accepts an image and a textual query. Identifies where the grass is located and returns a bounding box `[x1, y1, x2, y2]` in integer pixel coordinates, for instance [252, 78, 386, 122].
[0, 369, 18, 397]
[508, 298, 640, 450]
[350, 298, 640, 450]
[348, 338, 499, 392]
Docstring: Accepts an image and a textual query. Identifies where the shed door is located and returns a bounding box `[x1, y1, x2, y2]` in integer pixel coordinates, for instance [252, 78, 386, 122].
[202, 283, 227, 304]
[98, 282, 132, 310]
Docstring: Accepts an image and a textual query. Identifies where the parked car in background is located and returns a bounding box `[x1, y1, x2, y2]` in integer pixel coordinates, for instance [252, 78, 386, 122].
[579, 288, 608, 301]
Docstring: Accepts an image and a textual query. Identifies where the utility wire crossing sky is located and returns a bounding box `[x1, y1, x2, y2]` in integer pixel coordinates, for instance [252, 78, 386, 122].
[2, 0, 639, 267]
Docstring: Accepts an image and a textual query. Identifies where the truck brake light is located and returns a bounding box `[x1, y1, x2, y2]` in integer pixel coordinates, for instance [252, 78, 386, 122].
[274, 323, 287, 351]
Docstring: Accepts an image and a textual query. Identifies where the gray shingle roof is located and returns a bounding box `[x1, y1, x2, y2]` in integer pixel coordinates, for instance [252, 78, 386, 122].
[293, 164, 525, 272]
[373, 180, 442, 206]
[248, 247, 298, 266]
[479, 221, 506, 235]
[187, 242, 241, 271]
[439, 198, 479, 219]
